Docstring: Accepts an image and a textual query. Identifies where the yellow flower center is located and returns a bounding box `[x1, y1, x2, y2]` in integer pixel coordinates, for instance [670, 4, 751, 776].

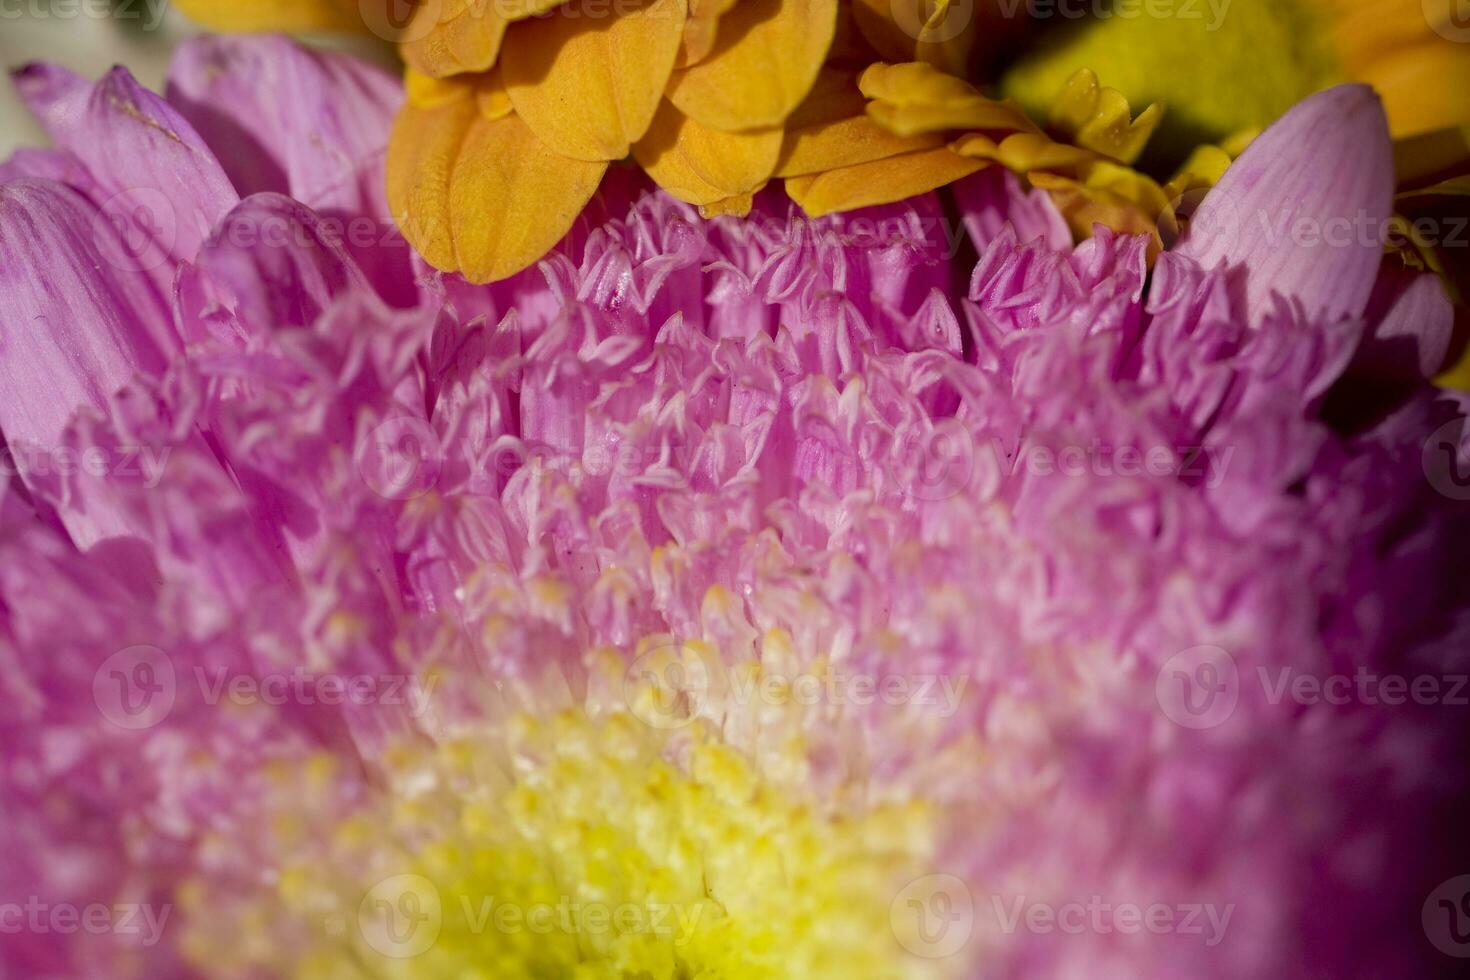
[177, 641, 965, 979]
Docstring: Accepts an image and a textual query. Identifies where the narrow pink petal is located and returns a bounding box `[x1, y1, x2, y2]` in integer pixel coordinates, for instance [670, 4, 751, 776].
[0, 179, 177, 453]
[11, 62, 238, 264]
[1176, 84, 1393, 324]
[955, 167, 1071, 253]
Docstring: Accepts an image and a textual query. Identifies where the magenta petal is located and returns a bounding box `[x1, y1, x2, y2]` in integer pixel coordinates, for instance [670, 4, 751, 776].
[11, 62, 238, 264]
[0, 180, 177, 452]
[1176, 84, 1393, 325]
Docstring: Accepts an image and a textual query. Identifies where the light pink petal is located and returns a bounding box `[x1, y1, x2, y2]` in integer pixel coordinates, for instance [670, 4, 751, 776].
[165, 35, 401, 216]
[0, 179, 177, 453]
[11, 62, 239, 264]
[1175, 84, 1393, 325]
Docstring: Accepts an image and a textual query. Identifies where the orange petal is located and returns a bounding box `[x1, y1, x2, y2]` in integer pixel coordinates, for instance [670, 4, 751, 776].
[503, 0, 688, 162]
[699, 193, 757, 218]
[667, 0, 838, 132]
[785, 146, 983, 216]
[952, 132, 1096, 173]
[475, 69, 515, 121]
[634, 100, 783, 206]
[402, 0, 511, 78]
[1357, 41, 1470, 138]
[776, 70, 941, 177]
[387, 93, 479, 271]
[860, 62, 1036, 137]
[449, 114, 608, 281]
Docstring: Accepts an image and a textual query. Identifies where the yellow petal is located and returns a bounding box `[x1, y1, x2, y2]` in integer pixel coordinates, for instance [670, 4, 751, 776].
[476, 69, 515, 121]
[171, 0, 362, 32]
[699, 194, 757, 218]
[389, 98, 605, 281]
[680, 0, 740, 67]
[784, 147, 983, 216]
[449, 114, 609, 281]
[667, 0, 839, 132]
[1048, 68, 1163, 166]
[952, 132, 1096, 174]
[387, 94, 479, 271]
[402, 0, 511, 78]
[502, 0, 688, 162]
[860, 62, 1036, 137]
[405, 68, 479, 109]
[776, 70, 941, 177]
[634, 100, 783, 206]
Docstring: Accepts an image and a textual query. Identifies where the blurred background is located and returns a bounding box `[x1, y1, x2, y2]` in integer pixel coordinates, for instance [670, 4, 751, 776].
[0, 1, 392, 158]
[0, 1, 196, 157]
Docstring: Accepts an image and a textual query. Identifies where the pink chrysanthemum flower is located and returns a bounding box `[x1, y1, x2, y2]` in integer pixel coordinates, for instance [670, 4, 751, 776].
[1, 36, 1467, 980]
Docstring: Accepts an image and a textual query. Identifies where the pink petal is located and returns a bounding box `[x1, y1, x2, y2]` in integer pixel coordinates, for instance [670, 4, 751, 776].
[0, 180, 177, 453]
[11, 62, 238, 265]
[176, 193, 375, 347]
[165, 36, 402, 216]
[955, 166, 1071, 253]
[1176, 84, 1393, 325]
